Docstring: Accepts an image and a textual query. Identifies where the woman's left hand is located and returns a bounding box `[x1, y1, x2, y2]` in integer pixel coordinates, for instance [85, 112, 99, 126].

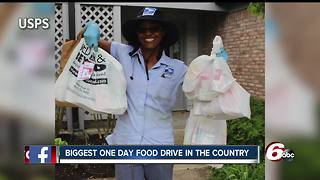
[83, 21, 100, 52]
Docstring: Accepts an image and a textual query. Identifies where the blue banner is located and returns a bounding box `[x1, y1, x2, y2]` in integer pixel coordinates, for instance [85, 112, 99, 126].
[59, 145, 259, 163]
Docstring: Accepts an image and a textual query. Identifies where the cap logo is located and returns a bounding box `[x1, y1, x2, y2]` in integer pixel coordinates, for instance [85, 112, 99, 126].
[142, 7, 157, 16]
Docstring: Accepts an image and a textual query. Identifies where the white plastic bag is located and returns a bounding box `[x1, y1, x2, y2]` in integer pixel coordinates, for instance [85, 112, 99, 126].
[193, 82, 251, 120]
[219, 82, 251, 119]
[183, 35, 250, 119]
[182, 55, 235, 101]
[183, 110, 227, 145]
[55, 38, 127, 114]
[183, 35, 250, 169]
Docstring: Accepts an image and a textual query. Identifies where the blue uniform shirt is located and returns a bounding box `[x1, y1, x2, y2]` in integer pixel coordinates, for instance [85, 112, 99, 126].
[106, 42, 188, 145]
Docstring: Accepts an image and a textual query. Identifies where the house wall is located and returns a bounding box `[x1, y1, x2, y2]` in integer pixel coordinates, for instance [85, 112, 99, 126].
[199, 9, 265, 98]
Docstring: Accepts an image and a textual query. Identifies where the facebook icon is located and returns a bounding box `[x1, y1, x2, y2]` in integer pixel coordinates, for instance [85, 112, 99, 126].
[28, 146, 55, 164]
[38, 147, 48, 163]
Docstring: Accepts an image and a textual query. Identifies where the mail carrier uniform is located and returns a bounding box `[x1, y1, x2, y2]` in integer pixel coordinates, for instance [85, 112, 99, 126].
[106, 42, 187, 145]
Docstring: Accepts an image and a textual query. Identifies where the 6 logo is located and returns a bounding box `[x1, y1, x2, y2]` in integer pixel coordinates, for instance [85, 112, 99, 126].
[265, 142, 295, 162]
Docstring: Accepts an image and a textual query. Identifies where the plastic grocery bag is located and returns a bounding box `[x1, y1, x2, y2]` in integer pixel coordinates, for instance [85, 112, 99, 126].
[183, 35, 250, 168]
[184, 110, 227, 145]
[193, 82, 251, 120]
[183, 55, 235, 101]
[183, 109, 226, 169]
[183, 36, 235, 101]
[219, 82, 251, 119]
[183, 35, 250, 120]
[55, 38, 127, 114]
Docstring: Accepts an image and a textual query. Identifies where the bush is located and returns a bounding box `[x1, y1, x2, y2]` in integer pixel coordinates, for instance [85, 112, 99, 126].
[55, 137, 68, 146]
[209, 161, 265, 180]
[210, 97, 265, 180]
[247, 3, 265, 18]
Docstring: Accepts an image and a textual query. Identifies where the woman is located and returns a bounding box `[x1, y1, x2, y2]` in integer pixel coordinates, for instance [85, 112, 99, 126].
[84, 7, 187, 180]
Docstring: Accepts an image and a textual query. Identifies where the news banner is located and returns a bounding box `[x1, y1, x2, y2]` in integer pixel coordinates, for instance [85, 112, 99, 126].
[24, 145, 260, 164]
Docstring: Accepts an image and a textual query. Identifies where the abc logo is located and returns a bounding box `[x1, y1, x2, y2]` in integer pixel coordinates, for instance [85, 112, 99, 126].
[265, 142, 295, 162]
[18, 18, 50, 29]
[282, 149, 295, 162]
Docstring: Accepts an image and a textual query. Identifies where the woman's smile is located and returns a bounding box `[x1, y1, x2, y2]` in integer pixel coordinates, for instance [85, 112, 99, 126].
[144, 38, 155, 42]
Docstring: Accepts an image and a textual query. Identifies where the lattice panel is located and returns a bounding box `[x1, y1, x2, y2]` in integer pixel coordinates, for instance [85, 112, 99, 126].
[80, 5, 114, 41]
[55, 3, 64, 73]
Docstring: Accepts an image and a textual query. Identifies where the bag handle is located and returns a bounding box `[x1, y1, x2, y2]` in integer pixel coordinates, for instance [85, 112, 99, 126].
[210, 36, 223, 57]
[210, 36, 228, 61]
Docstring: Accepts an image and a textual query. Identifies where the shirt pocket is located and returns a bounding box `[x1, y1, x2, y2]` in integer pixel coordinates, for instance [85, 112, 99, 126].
[153, 77, 177, 100]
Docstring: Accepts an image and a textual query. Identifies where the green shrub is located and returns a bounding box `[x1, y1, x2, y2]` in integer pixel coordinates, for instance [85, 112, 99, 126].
[247, 3, 265, 18]
[210, 161, 265, 180]
[55, 137, 68, 146]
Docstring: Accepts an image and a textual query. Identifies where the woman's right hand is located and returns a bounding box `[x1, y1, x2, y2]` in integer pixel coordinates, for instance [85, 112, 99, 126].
[83, 21, 100, 52]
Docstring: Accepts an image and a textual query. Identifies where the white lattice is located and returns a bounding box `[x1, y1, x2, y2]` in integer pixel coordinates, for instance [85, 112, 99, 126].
[55, 3, 64, 73]
[80, 5, 114, 41]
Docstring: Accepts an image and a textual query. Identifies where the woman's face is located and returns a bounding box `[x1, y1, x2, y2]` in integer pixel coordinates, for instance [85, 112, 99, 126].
[136, 21, 165, 50]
